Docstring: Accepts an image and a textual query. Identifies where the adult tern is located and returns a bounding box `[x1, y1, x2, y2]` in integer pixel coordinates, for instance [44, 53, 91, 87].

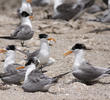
[52, 0, 95, 21]
[64, 43, 110, 84]
[18, 34, 56, 68]
[22, 58, 70, 92]
[0, 45, 26, 84]
[0, 11, 34, 47]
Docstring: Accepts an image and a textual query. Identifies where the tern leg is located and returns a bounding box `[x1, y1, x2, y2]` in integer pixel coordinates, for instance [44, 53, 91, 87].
[21, 41, 29, 48]
[37, 65, 47, 73]
[21, 41, 25, 47]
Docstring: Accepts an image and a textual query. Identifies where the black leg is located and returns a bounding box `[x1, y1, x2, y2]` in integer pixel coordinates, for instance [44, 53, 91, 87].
[21, 41, 29, 48]
[21, 41, 24, 47]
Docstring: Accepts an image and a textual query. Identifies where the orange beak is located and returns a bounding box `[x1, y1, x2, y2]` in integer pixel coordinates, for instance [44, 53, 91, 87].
[26, 0, 32, 3]
[16, 66, 25, 70]
[48, 38, 56, 43]
[29, 16, 34, 20]
[0, 49, 7, 53]
[64, 50, 73, 56]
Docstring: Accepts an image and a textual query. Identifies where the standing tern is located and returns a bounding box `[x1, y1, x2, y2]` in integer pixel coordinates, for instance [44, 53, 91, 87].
[0, 11, 34, 47]
[18, 34, 56, 68]
[0, 45, 27, 84]
[64, 43, 110, 84]
[52, 0, 95, 21]
[22, 58, 70, 92]
[18, 0, 33, 17]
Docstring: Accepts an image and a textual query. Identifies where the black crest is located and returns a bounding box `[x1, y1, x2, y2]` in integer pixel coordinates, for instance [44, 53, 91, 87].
[21, 11, 30, 17]
[39, 34, 48, 39]
[72, 43, 87, 50]
[6, 45, 16, 51]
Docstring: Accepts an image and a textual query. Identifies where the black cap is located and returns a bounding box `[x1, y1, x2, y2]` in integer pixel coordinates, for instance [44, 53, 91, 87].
[6, 45, 16, 51]
[21, 11, 30, 17]
[72, 43, 87, 50]
[39, 34, 48, 39]
[25, 58, 39, 66]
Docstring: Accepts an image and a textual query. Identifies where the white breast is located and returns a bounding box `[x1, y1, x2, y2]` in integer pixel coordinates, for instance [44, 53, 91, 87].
[38, 50, 49, 64]
[24, 64, 36, 82]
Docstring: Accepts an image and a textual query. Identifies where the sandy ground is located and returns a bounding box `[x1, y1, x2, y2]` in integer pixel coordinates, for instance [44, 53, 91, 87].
[0, 1, 110, 100]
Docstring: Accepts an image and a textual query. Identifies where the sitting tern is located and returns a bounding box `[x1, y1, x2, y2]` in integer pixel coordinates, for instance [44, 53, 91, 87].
[64, 43, 110, 84]
[88, 0, 110, 22]
[22, 58, 70, 92]
[0, 11, 34, 47]
[88, 10, 110, 23]
[18, 0, 33, 17]
[52, 0, 95, 21]
[0, 45, 27, 84]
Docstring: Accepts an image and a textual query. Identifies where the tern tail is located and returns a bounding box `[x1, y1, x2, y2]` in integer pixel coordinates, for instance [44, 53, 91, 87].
[0, 36, 17, 40]
[52, 71, 71, 83]
[105, 68, 110, 74]
[0, 73, 13, 78]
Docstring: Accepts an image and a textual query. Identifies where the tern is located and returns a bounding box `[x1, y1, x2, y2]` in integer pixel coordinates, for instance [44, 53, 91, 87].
[88, 10, 110, 23]
[64, 43, 110, 84]
[88, 0, 110, 22]
[52, 0, 95, 21]
[0, 11, 34, 47]
[22, 58, 70, 92]
[0, 45, 26, 84]
[18, 34, 56, 69]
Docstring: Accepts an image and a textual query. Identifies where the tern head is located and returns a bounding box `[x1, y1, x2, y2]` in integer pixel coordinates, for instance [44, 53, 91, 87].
[39, 34, 56, 43]
[39, 34, 48, 39]
[6, 45, 16, 51]
[21, 11, 30, 17]
[64, 43, 91, 56]
[0, 45, 16, 53]
[72, 43, 87, 50]
[21, 11, 33, 20]
[25, 57, 40, 66]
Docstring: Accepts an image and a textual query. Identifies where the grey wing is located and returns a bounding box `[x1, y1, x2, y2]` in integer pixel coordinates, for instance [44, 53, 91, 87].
[57, 3, 74, 13]
[1, 70, 26, 84]
[11, 25, 21, 37]
[7, 63, 23, 73]
[28, 69, 51, 85]
[73, 62, 104, 81]
[81, 62, 106, 74]
[78, 0, 95, 9]
[12, 25, 34, 40]
[54, 3, 82, 21]
[27, 49, 40, 60]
